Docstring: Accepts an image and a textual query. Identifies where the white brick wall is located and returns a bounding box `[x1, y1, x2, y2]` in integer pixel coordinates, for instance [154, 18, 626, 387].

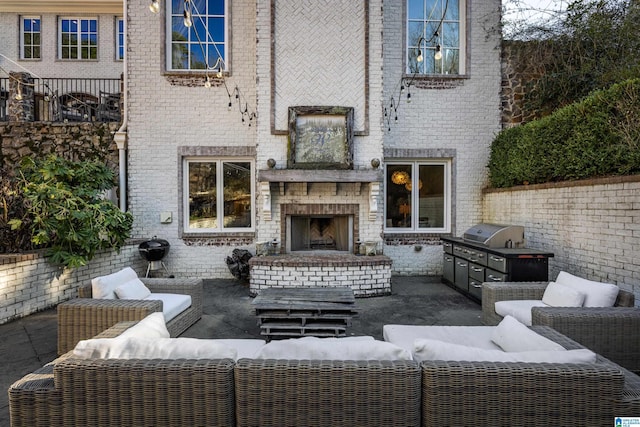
[382, 1, 502, 273]
[0, 245, 146, 325]
[126, 0, 502, 278]
[0, 13, 123, 78]
[483, 177, 640, 301]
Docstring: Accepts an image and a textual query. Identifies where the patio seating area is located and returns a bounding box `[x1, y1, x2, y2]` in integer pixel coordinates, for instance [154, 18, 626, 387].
[4, 275, 640, 425]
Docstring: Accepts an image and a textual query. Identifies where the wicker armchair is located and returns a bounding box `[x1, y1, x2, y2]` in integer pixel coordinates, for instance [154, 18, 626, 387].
[482, 281, 640, 372]
[421, 326, 640, 425]
[57, 277, 203, 355]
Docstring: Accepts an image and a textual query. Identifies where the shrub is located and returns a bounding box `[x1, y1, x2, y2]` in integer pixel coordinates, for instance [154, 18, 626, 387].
[10, 155, 133, 268]
[488, 78, 640, 188]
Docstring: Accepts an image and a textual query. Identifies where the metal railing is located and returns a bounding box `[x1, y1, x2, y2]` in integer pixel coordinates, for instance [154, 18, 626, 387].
[0, 77, 122, 123]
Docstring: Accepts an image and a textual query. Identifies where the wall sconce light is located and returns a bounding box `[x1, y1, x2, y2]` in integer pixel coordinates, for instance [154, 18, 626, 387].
[149, 0, 160, 13]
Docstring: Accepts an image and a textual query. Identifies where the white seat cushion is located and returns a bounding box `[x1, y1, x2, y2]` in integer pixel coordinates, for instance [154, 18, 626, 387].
[383, 324, 501, 353]
[494, 300, 548, 325]
[144, 293, 192, 322]
[91, 267, 138, 299]
[214, 339, 266, 360]
[555, 271, 619, 307]
[252, 336, 411, 360]
[413, 338, 596, 363]
[491, 315, 565, 352]
[73, 337, 237, 360]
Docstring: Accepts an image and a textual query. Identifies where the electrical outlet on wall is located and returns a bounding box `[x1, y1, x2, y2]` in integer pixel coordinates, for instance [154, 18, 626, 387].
[160, 211, 172, 224]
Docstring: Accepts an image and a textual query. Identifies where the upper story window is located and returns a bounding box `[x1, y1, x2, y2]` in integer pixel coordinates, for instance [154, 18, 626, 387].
[385, 160, 451, 233]
[116, 17, 125, 61]
[59, 18, 98, 60]
[167, 0, 227, 71]
[183, 158, 254, 233]
[20, 17, 41, 60]
[407, 0, 465, 75]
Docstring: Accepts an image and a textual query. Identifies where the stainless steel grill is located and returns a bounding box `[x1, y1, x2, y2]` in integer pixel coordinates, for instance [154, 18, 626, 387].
[462, 223, 524, 248]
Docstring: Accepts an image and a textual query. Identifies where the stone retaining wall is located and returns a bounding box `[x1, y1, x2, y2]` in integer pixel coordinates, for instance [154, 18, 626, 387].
[0, 121, 119, 170]
[249, 254, 392, 297]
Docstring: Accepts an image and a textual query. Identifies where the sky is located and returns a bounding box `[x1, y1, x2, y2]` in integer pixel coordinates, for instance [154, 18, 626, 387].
[503, 0, 568, 24]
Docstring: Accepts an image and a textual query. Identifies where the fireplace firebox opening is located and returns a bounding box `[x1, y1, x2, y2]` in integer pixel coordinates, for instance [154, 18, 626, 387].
[287, 215, 353, 253]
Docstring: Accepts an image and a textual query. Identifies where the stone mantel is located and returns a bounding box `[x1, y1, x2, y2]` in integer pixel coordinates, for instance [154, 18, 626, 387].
[257, 169, 382, 183]
[258, 169, 382, 222]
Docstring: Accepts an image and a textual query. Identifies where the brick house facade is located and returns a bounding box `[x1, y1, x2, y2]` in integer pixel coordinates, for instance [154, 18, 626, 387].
[124, 0, 502, 278]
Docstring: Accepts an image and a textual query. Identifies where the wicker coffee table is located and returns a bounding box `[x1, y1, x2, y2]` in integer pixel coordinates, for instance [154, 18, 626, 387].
[252, 287, 358, 341]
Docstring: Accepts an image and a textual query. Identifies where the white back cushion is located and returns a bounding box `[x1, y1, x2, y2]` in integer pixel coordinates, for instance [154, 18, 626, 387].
[91, 267, 139, 299]
[253, 336, 411, 360]
[115, 279, 152, 300]
[494, 300, 548, 326]
[542, 281, 585, 307]
[413, 339, 596, 363]
[383, 324, 500, 353]
[491, 315, 565, 352]
[73, 337, 237, 360]
[118, 312, 170, 339]
[556, 271, 619, 307]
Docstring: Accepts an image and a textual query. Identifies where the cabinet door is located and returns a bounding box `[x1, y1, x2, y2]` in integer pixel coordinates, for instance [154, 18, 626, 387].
[454, 258, 469, 291]
[468, 279, 483, 300]
[469, 263, 485, 282]
[488, 254, 507, 273]
[443, 253, 455, 283]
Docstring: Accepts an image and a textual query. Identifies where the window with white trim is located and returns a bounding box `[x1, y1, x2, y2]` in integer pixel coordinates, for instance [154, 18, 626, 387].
[167, 0, 227, 71]
[385, 161, 451, 232]
[20, 16, 41, 60]
[183, 158, 254, 232]
[116, 17, 125, 61]
[59, 18, 98, 60]
[407, 0, 465, 75]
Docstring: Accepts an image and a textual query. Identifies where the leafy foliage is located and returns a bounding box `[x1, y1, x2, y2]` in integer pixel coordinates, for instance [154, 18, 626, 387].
[488, 79, 640, 188]
[11, 155, 133, 268]
[0, 166, 37, 253]
[508, 0, 640, 121]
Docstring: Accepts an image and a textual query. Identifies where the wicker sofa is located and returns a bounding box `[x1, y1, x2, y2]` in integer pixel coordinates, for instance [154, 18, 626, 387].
[57, 277, 203, 355]
[10, 320, 640, 426]
[482, 281, 640, 372]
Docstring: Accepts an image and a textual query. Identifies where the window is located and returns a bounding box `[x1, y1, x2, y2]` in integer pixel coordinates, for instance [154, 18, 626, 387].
[59, 18, 98, 60]
[183, 159, 254, 232]
[167, 0, 227, 71]
[20, 17, 41, 59]
[407, 0, 465, 75]
[116, 17, 125, 61]
[385, 161, 451, 232]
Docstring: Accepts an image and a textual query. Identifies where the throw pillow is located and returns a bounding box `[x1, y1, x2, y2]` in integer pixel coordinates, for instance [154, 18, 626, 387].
[115, 278, 152, 300]
[73, 337, 237, 360]
[413, 338, 596, 363]
[252, 336, 411, 360]
[118, 312, 169, 339]
[491, 315, 565, 352]
[91, 267, 139, 299]
[542, 281, 585, 307]
[556, 271, 619, 307]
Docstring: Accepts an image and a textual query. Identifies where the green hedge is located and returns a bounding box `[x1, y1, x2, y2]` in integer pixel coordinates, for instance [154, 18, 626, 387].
[488, 78, 640, 188]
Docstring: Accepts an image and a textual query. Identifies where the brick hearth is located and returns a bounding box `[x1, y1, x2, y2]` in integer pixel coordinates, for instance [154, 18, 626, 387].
[248, 254, 392, 297]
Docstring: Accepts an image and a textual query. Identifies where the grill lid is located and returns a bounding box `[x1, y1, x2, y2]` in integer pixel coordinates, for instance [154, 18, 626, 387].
[463, 223, 524, 248]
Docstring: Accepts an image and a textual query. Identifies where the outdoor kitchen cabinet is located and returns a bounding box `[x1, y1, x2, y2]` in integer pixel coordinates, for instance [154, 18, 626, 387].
[441, 237, 554, 302]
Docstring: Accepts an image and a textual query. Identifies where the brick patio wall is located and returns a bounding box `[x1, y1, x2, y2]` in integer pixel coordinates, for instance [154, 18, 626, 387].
[0, 243, 148, 325]
[482, 175, 640, 302]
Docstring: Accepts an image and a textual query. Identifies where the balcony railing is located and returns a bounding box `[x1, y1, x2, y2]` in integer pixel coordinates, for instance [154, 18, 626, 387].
[0, 77, 122, 123]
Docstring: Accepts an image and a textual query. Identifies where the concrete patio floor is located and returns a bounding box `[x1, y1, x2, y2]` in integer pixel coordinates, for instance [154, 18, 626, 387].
[0, 276, 482, 426]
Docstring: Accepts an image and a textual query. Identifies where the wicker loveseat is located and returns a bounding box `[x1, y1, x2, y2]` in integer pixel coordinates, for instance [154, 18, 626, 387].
[10, 320, 640, 426]
[57, 277, 203, 355]
[482, 281, 640, 372]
